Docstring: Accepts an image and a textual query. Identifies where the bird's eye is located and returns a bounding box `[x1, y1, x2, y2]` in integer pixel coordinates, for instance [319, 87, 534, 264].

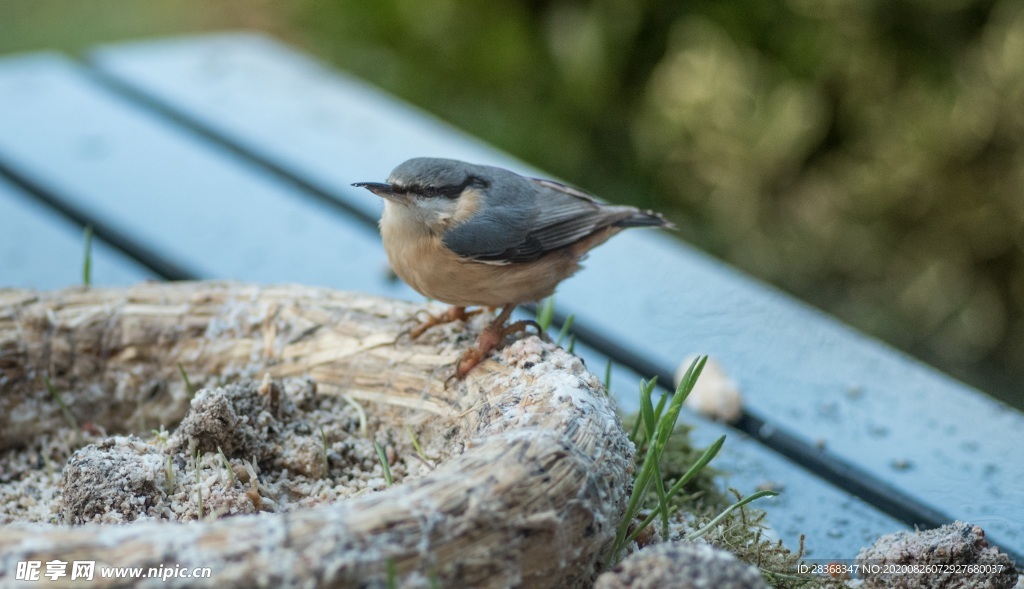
[413, 178, 484, 199]
[423, 185, 463, 199]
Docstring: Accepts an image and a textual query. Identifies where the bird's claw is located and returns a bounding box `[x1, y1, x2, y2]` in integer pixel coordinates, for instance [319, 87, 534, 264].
[501, 319, 550, 342]
[395, 306, 480, 343]
[445, 334, 495, 387]
[445, 306, 523, 382]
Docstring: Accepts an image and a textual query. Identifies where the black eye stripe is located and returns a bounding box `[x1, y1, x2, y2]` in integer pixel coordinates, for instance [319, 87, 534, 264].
[407, 175, 489, 199]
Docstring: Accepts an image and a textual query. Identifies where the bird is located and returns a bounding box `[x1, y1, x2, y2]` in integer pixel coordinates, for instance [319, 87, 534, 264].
[354, 157, 672, 378]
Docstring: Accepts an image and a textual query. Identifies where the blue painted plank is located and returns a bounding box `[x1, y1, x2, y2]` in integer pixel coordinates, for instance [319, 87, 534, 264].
[0, 53, 409, 301]
[86, 33, 1024, 558]
[89, 33, 524, 224]
[684, 417, 908, 560]
[563, 231, 1024, 550]
[570, 337, 907, 560]
[0, 175, 155, 288]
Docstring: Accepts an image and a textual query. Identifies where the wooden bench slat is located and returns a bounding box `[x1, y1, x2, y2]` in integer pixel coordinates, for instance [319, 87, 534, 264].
[90, 33, 521, 224]
[0, 53, 407, 298]
[85, 33, 1024, 559]
[0, 175, 155, 288]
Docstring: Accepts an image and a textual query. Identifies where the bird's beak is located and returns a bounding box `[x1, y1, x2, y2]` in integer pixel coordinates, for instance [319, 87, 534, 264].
[352, 182, 408, 204]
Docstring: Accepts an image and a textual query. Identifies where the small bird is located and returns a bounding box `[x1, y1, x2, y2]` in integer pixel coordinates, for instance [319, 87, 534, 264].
[354, 157, 672, 378]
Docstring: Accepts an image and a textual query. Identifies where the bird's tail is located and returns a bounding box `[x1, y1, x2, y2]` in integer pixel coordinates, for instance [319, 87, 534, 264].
[613, 209, 675, 230]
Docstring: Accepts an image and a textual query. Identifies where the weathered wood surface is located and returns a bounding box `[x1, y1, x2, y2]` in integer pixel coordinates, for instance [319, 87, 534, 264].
[0, 282, 632, 588]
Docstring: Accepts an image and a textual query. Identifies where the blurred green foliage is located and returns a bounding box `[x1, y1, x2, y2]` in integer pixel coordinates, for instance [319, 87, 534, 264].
[2, 0, 1022, 405]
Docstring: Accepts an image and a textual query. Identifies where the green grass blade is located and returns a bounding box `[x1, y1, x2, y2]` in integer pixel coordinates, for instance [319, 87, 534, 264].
[625, 434, 726, 546]
[638, 378, 657, 444]
[651, 390, 669, 425]
[375, 441, 393, 486]
[386, 559, 397, 589]
[610, 432, 661, 560]
[406, 425, 427, 462]
[611, 378, 672, 561]
[44, 375, 78, 430]
[664, 435, 725, 502]
[608, 358, 708, 566]
[685, 490, 779, 541]
[653, 357, 705, 451]
[536, 297, 555, 331]
[218, 445, 235, 487]
[635, 378, 671, 536]
[647, 360, 704, 540]
[556, 314, 575, 346]
[178, 363, 195, 398]
[82, 225, 93, 286]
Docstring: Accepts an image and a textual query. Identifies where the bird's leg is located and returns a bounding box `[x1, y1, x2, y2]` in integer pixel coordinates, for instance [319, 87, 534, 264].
[402, 305, 482, 340]
[455, 305, 524, 379]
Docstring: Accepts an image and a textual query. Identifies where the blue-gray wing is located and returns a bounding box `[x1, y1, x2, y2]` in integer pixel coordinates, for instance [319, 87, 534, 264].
[442, 176, 668, 264]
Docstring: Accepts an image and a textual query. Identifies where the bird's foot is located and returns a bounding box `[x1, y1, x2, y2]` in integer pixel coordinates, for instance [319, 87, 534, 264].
[450, 306, 549, 381]
[398, 306, 482, 342]
[452, 322, 503, 380]
[500, 319, 550, 342]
